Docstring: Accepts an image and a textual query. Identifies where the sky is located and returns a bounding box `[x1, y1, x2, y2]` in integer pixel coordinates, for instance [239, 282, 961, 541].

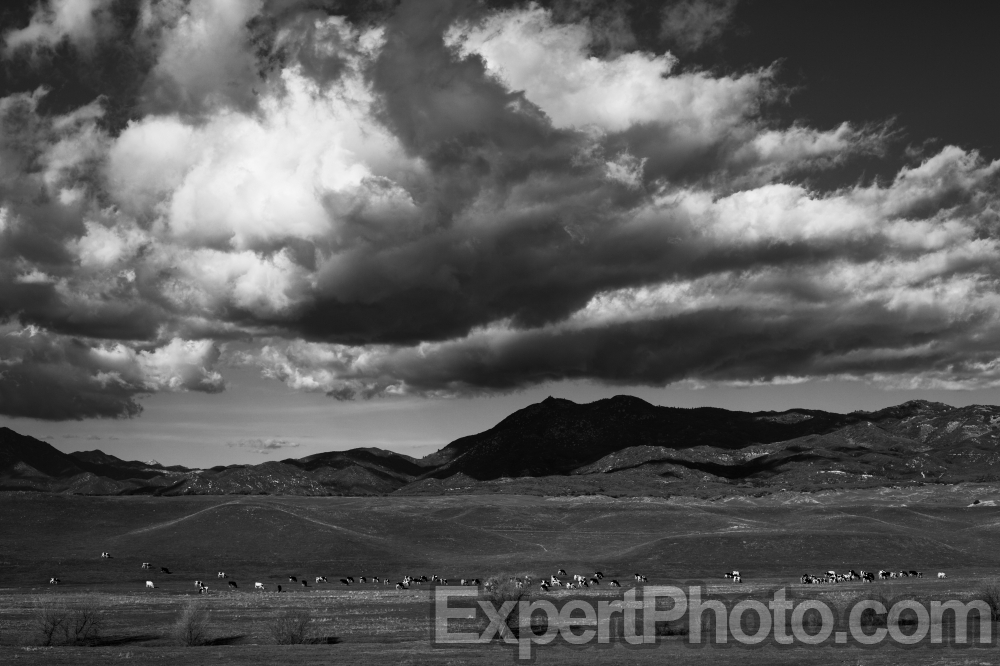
[0, 0, 998, 466]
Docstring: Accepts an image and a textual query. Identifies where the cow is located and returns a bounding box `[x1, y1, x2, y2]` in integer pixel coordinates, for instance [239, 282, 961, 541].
[195, 580, 203, 588]
[938, 572, 947, 579]
[594, 571, 604, 580]
[101, 552, 111, 559]
[288, 576, 297, 582]
[340, 578, 351, 585]
[198, 586, 208, 594]
[277, 585, 282, 592]
[301, 580, 308, 587]
[358, 576, 366, 583]
[145, 581, 154, 589]
[609, 580, 621, 587]
[254, 582, 264, 590]
[557, 569, 567, 576]
[228, 581, 238, 589]
[160, 567, 171, 575]
[589, 577, 600, 586]
[48, 577, 60, 584]
[395, 582, 407, 590]
[141, 563, 151, 569]
[217, 572, 227, 579]
[316, 576, 327, 584]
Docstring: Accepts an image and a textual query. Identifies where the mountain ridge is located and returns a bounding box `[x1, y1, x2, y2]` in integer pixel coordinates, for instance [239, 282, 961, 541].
[3, 396, 1000, 496]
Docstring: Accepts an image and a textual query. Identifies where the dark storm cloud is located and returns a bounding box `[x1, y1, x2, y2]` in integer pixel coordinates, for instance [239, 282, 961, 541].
[0, 326, 223, 419]
[1, 0, 1000, 413]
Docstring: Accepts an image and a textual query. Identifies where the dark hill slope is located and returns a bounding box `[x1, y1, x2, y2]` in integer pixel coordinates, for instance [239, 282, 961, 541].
[68, 450, 186, 481]
[0, 427, 85, 480]
[422, 395, 859, 480]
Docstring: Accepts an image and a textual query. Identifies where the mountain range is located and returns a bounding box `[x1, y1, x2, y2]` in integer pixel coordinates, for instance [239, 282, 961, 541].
[3, 396, 1000, 497]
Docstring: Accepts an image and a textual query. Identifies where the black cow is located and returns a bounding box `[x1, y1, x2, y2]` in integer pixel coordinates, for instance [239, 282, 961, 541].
[340, 578, 351, 585]
[160, 567, 171, 574]
[288, 575, 297, 582]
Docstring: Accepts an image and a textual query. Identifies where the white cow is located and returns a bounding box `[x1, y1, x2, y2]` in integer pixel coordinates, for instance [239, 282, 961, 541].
[145, 581, 154, 589]
[254, 582, 265, 590]
[938, 572, 947, 579]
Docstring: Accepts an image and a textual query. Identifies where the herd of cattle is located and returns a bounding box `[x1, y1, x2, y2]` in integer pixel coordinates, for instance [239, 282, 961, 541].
[799, 569, 947, 584]
[44, 554, 946, 593]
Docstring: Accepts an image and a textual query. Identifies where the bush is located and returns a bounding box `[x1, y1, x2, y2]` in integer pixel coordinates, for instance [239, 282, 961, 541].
[32, 599, 103, 646]
[173, 602, 210, 646]
[32, 603, 69, 646]
[269, 609, 315, 645]
[481, 575, 532, 640]
[654, 620, 688, 636]
[859, 585, 893, 628]
[65, 602, 102, 645]
[980, 581, 1000, 621]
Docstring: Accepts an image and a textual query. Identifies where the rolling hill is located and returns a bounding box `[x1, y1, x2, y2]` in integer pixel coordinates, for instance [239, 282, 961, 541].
[3, 396, 1000, 496]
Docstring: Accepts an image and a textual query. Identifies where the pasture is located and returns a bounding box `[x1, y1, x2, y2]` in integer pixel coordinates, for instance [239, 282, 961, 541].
[3, 487, 1000, 663]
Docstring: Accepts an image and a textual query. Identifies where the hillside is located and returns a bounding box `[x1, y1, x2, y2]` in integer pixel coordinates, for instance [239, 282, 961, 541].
[3, 396, 1000, 496]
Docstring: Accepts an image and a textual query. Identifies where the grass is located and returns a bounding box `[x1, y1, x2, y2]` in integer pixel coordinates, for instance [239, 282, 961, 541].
[2, 491, 1000, 663]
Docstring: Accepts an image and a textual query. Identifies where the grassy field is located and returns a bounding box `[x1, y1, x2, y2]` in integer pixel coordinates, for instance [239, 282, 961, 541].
[3, 487, 1000, 663]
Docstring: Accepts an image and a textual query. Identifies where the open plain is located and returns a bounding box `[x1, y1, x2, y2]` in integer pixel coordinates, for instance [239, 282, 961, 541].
[3, 486, 1000, 663]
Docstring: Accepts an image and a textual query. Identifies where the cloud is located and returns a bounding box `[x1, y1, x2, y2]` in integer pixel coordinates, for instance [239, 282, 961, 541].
[3, 0, 113, 55]
[0, 0, 999, 415]
[659, 0, 738, 53]
[226, 437, 301, 454]
[141, 0, 265, 116]
[446, 5, 763, 134]
[0, 325, 223, 419]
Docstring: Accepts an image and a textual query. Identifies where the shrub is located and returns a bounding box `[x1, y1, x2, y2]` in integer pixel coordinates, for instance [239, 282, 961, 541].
[858, 584, 895, 628]
[980, 581, 1000, 621]
[269, 609, 315, 645]
[31, 599, 103, 646]
[32, 603, 69, 646]
[65, 601, 103, 645]
[173, 602, 210, 646]
[654, 620, 688, 636]
[481, 575, 532, 640]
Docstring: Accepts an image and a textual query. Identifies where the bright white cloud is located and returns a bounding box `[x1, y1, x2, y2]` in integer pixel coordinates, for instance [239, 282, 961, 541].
[446, 5, 766, 135]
